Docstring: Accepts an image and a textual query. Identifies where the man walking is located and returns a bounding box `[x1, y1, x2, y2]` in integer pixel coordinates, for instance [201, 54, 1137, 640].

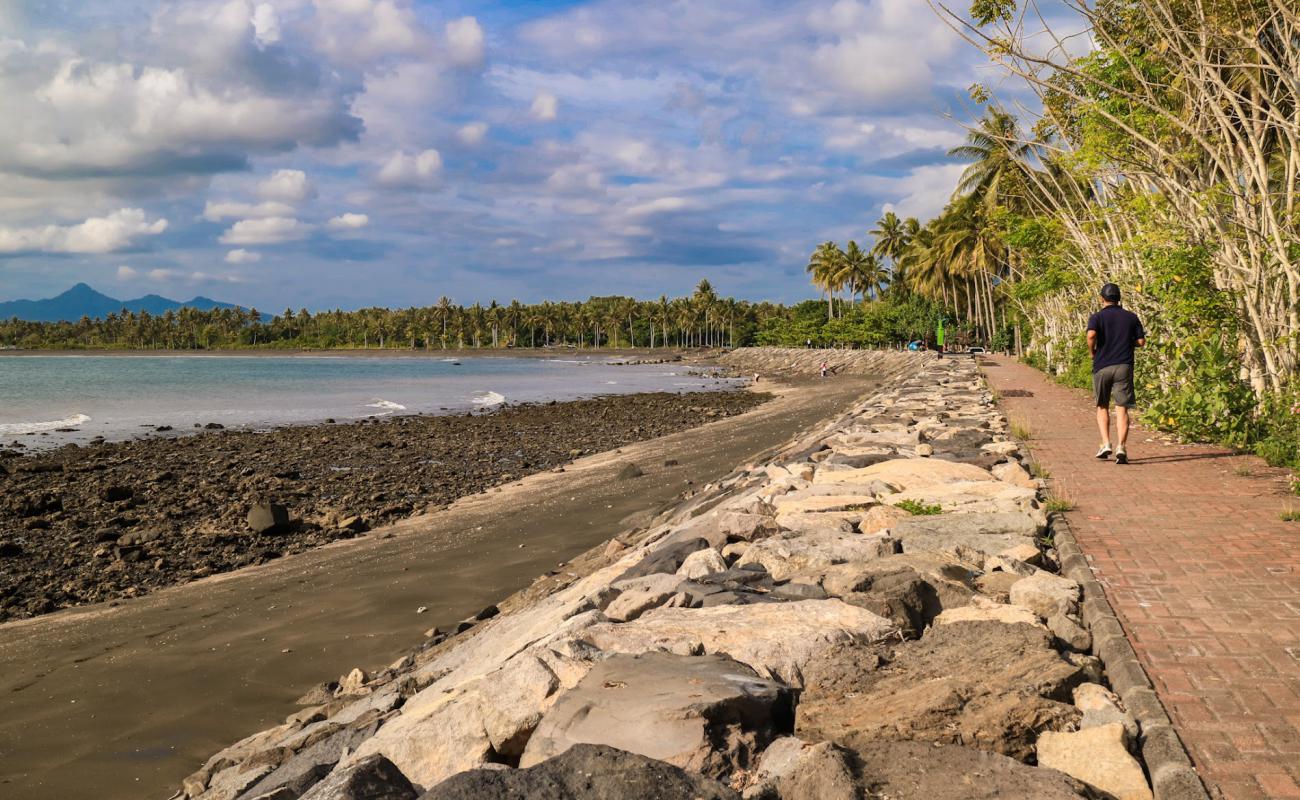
[1088, 283, 1146, 464]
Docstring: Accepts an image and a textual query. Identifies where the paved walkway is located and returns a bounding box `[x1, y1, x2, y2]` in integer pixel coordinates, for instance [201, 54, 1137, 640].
[981, 356, 1300, 800]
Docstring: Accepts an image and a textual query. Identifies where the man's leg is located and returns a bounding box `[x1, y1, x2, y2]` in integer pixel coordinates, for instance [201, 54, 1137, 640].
[1115, 405, 1130, 447]
[1096, 405, 1112, 447]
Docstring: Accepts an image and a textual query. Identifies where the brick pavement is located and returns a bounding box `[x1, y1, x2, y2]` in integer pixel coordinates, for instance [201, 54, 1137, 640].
[981, 356, 1300, 800]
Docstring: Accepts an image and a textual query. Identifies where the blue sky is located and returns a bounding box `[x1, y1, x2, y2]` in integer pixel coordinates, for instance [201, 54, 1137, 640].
[0, 0, 1008, 310]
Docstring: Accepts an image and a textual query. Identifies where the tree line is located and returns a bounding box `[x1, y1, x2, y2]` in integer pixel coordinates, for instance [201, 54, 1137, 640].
[0, 282, 800, 351]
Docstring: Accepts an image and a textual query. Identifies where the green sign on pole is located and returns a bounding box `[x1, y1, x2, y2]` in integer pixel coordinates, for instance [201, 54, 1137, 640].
[936, 318, 946, 347]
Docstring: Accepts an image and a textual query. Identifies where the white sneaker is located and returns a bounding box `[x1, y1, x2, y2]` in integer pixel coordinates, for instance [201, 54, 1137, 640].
[1115, 447, 1128, 465]
[1095, 444, 1113, 460]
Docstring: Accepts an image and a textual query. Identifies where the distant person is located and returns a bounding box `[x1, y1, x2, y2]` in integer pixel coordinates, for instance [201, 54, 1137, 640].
[819, 361, 828, 378]
[1088, 283, 1147, 464]
[806, 338, 812, 349]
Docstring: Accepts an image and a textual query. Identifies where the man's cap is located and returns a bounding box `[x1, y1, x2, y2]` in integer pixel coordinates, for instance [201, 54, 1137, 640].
[1100, 282, 1121, 301]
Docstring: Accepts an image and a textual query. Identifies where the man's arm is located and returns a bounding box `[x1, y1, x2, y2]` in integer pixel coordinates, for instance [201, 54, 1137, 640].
[1136, 319, 1147, 348]
[1087, 329, 1098, 358]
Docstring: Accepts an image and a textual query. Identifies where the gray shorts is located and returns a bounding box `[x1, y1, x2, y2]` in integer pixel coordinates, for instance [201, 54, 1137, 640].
[1093, 363, 1136, 408]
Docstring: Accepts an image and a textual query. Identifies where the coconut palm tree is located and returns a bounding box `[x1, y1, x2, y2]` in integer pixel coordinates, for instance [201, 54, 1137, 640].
[806, 241, 845, 320]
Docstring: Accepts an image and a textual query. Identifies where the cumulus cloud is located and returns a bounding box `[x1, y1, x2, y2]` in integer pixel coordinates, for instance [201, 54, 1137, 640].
[376, 149, 442, 186]
[116, 265, 138, 280]
[457, 121, 489, 146]
[0, 208, 168, 254]
[251, 3, 281, 46]
[225, 248, 262, 264]
[257, 169, 313, 203]
[444, 17, 485, 68]
[530, 91, 558, 121]
[203, 200, 295, 221]
[311, 0, 430, 64]
[328, 212, 370, 230]
[219, 217, 311, 245]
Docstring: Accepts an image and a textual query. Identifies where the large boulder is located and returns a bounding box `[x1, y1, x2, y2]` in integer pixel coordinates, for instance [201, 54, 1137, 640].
[850, 740, 1099, 799]
[421, 744, 739, 800]
[520, 652, 794, 778]
[890, 481, 1042, 520]
[739, 532, 898, 582]
[578, 600, 899, 685]
[888, 512, 1043, 557]
[604, 574, 689, 622]
[1037, 724, 1153, 800]
[814, 458, 993, 490]
[796, 620, 1084, 761]
[297, 755, 416, 800]
[1009, 571, 1081, 618]
[616, 537, 710, 580]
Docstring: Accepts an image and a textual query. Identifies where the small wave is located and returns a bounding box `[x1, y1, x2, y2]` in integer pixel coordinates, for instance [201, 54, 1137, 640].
[0, 413, 92, 435]
[365, 398, 407, 411]
[473, 391, 506, 406]
[605, 381, 618, 385]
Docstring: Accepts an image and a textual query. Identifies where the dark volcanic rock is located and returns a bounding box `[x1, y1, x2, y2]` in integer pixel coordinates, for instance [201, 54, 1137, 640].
[298, 754, 417, 800]
[421, 744, 739, 800]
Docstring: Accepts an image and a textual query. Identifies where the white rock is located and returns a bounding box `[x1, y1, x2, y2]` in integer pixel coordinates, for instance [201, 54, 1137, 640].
[740, 531, 899, 582]
[676, 548, 728, 580]
[813, 457, 994, 489]
[1009, 571, 1081, 618]
[992, 461, 1037, 489]
[934, 597, 1045, 629]
[1037, 723, 1153, 800]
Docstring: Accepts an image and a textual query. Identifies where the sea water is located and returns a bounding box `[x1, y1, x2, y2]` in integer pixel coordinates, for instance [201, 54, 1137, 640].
[0, 354, 740, 448]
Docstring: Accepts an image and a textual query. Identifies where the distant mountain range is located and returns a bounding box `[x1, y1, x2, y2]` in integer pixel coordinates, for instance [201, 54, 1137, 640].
[0, 283, 237, 322]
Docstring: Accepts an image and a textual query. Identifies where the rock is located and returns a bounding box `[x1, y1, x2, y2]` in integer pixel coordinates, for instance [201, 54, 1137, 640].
[856, 504, 913, 534]
[1047, 612, 1092, 652]
[520, 652, 794, 779]
[1073, 683, 1138, 742]
[721, 541, 751, 562]
[615, 462, 644, 479]
[771, 511, 858, 536]
[676, 548, 728, 580]
[998, 542, 1044, 566]
[849, 739, 1098, 799]
[205, 422, 226, 430]
[615, 537, 709, 581]
[242, 722, 381, 799]
[742, 738, 861, 800]
[888, 512, 1042, 557]
[338, 516, 370, 533]
[295, 682, 339, 706]
[476, 653, 562, 758]
[739, 532, 898, 582]
[337, 668, 370, 697]
[100, 485, 133, 502]
[297, 755, 417, 800]
[934, 597, 1044, 629]
[890, 481, 1042, 520]
[981, 441, 1020, 456]
[814, 457, 994, 490]
[772, 495, 877, 515]
[714, 512, 782, 542]
[796, 620, 1083, 761]
[1009, 571, 1081, 618]
[604, 573, 688, 622]
[248, 502, 290, 535]
[992, 461, 1037, 489]
[915, 443, 934, 457]
[1036, 723, 1153, 800]
[0, 541, 22, 558]
[578, 599, 898, 685]
[422, 744, 739, 800]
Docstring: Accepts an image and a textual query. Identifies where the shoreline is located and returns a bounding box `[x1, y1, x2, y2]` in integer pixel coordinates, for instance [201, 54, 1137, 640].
[0, 371, 883, 800]
[0, 388, 767, 623]
[0, 346, 703, 359]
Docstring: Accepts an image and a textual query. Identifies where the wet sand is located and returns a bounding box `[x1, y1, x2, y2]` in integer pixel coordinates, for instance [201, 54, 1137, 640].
[0, 375, 878, 800]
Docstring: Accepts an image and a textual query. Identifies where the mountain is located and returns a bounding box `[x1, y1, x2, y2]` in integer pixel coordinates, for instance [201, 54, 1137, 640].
[0, 283, 237, 322]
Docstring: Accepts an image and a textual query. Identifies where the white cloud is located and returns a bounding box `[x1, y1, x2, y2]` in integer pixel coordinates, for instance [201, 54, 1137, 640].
[444, 17, 485, 69]
[251, 3, 281, 46]
[225, 248, 262, 264]
[311, 0, 429, 64]
[219, 217, 311, 245]
[148, 268, 181, 282]
[328, 212, 370, 230]
[885, 163, 968, 221]
[0, 208, 168, 254]
[203, 200, 295, 221]
[116, 265, 138, 280]
[530, 91, 558, 122]
[626, 196, 700, 216]
[376, 149, 442, 186]
[457, 121, 489, 146]
[257, 169, 312, 203]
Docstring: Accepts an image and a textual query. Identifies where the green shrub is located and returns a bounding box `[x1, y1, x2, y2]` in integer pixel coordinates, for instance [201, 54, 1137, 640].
[895, 499, 943, 516]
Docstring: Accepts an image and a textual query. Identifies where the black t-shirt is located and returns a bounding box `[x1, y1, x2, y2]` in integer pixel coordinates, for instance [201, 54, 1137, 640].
[1087, 305, 1146, 372]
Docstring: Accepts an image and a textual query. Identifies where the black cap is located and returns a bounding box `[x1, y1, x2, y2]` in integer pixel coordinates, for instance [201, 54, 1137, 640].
[1100, 283, 1121, 302]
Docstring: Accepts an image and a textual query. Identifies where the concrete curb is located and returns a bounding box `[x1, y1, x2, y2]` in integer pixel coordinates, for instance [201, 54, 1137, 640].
[1052, 514, 1211, 800]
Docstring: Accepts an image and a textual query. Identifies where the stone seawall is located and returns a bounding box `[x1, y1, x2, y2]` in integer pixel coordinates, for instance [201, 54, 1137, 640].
[719, 346, 929, 377]
[174, 353, 1154, 800]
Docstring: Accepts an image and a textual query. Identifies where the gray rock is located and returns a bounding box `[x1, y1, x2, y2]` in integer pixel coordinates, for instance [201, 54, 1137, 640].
[889, 512, 1041, 556]
[240, 723, 380, 799]
[615, 462, 644, 480]
[297, 755, 416, 800]
[520, 652, 794, 779]
[615, 537, 709, 581]
[420, 744, 739, 799]
[850, 739, 1099, 799]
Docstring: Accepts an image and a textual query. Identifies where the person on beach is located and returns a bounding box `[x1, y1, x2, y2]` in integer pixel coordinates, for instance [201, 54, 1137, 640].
[1088, 283, 1146, 465]
[819, 361, 828, 378]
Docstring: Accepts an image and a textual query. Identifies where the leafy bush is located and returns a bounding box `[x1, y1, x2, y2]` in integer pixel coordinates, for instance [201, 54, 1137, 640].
[895, 499, 943, 516]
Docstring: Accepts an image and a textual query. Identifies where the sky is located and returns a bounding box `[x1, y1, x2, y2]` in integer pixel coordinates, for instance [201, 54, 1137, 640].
[0, 0, 1017, 310]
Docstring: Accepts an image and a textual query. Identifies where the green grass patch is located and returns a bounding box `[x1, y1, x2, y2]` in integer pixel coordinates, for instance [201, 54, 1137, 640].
[895, 499, 943, 516]
[1028, 461, 1051, 479]
[1044, 496, 1074, 514]
[1010, 418, 1033, 440]
[1281, 509, 1300, 522]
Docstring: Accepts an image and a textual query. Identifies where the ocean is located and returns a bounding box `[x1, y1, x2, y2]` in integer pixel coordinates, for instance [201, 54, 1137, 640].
[0, 354, 740, 448]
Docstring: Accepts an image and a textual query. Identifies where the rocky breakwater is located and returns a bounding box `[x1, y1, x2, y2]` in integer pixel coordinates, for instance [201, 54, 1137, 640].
[719, 346, 917, 377]
[174, 355, 1155, 800]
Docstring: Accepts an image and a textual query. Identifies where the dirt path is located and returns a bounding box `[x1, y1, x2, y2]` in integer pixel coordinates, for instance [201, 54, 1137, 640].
[0, 376, 876, 800]
[982, 355, 1300, 800]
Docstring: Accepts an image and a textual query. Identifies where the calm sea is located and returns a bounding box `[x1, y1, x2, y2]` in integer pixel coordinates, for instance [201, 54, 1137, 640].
[0, 354, 739, 448]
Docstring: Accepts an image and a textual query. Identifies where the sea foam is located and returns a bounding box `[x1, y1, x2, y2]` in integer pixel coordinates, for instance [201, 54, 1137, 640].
[365, 399, 407, 411]
[0, 413, 92, 435]
[473, 391, 506, 406]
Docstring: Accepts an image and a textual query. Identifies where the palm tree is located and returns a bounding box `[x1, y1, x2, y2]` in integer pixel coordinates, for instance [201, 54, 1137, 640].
[806, 241, 845, 320]
[949, 107, 1033, 213]
[870, 211, 909, 291]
